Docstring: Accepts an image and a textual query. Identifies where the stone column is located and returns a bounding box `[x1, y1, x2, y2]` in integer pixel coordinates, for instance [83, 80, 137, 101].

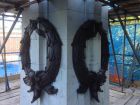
[39, 0, 68, 105]
[20, 0, 109, 105]
[20, 2, 40, 105]
[67, 1, 109, 105]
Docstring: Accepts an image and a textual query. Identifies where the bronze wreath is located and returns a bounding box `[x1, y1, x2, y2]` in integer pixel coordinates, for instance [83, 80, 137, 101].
[20, 17, 62, 103]
[71, 20, 110, 102]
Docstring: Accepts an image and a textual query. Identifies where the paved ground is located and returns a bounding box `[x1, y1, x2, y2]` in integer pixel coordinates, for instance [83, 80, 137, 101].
[0, 80, 20, 93]
[0, 88, 20, 105]
[0, 80, 140, 105]
[0, 80, 20, 105]
[110, 86, 140, 105]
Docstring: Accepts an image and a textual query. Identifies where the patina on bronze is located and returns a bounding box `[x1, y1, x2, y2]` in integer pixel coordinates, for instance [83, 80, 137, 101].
[72, 20, 110, 102]
[20, 18, 62, 103]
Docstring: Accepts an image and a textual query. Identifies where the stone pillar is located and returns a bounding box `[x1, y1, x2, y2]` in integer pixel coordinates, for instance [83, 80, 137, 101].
[67, 1, 109, 105]
[20, 0, 109, 105]
[39, 0, 68, 105]
[20, 2, 40, 105]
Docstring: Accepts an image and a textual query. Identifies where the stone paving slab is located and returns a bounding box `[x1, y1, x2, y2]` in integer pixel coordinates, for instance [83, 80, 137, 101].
[0, 80, 20, 105]
[110, 86, 140, 105]
[0, 80, 20, 93]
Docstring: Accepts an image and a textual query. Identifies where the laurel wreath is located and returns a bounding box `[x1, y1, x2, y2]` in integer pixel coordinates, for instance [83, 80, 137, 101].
[20, 17, 62, 103]
[72, 20, 110, 102]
